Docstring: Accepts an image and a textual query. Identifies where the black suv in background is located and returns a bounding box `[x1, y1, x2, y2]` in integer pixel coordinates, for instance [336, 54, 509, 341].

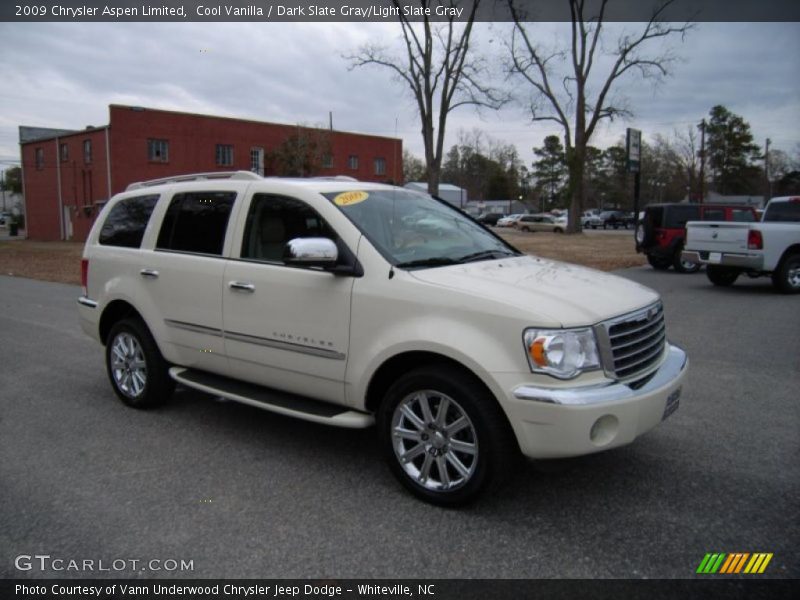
[475, 212, 505, 226]
[636, 203, 758, 273]
[599, 210, 634, 229]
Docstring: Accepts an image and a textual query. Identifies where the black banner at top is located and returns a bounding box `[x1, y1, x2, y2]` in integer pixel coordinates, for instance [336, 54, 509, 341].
[2, 0, 799, 23]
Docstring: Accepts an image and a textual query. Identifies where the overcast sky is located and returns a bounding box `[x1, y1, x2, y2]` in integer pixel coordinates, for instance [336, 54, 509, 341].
[1, 20, 798, 174]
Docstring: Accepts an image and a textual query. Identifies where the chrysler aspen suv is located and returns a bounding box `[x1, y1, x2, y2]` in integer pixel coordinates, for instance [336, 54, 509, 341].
[79, 171, 688, 505]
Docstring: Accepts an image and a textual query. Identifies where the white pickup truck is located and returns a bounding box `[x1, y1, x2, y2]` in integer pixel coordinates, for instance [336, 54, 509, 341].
[682, 196, 800, 293]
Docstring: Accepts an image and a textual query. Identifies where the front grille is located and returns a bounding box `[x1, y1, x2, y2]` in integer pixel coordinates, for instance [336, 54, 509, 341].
[602, 303, 666, 381]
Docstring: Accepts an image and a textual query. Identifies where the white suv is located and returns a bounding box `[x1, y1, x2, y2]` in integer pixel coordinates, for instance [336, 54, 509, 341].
[78, 171, 688, 505]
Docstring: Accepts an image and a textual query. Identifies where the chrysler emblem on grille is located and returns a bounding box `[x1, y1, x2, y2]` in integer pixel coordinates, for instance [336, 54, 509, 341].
[647, 306, 659, 320]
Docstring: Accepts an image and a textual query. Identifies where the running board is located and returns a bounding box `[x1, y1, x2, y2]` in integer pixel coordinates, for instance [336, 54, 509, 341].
[169, 367, 374, 429]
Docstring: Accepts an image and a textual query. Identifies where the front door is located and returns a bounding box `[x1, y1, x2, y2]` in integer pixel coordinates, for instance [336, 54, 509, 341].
[222, 192, 354, 405]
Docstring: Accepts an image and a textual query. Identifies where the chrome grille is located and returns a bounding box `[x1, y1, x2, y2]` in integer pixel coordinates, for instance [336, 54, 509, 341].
[599, 302, 666, 381]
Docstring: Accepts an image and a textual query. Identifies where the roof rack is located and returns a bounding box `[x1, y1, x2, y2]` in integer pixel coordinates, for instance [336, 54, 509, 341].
[308, 175, 359, 182]
[126, 170, 262, 191]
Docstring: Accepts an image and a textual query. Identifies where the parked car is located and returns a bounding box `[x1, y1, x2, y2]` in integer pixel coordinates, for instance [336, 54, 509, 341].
[636, 203, 758, 273]
[514, 214, 566, 233]
[475, 212, 505, 226]
[0, 212, 11, 226]
[78, 171, 687, 505]
[497, 214, 524, 227]
[581, 210, 599, 228]
[682, 196, 800, 293]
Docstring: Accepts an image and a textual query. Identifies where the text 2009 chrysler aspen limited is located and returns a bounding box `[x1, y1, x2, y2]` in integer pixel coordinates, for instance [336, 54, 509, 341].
[78, 172, 687, 504]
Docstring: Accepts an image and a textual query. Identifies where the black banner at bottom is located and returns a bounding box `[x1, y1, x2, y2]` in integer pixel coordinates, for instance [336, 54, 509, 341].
[2, 579, 797, 600]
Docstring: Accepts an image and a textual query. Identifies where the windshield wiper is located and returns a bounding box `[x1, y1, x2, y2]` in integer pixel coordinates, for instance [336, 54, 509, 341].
[394, 257, 460, 269]
[457, 250, 517, 263]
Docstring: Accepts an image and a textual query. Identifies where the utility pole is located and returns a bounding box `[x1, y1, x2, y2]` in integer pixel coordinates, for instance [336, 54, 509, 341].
[698, 119, 706, 204]
[764, 137, 771, 203]
[1, 170, 6, 212]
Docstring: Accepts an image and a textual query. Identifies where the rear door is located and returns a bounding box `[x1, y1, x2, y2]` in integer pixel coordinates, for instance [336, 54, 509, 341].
[221, 192, 355, 405]
[141, 188, 239, 374]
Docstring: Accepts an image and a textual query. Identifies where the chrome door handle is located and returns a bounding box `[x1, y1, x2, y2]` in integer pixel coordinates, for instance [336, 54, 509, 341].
[140, 269, 159, 278]
[229, 281, 255, 292]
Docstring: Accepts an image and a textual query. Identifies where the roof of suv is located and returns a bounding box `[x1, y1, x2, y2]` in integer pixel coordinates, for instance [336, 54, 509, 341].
[124, 171, 398, 195]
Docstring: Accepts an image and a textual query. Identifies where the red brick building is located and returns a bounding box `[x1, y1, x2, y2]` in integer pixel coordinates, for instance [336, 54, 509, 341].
[20, 105, 403, 241]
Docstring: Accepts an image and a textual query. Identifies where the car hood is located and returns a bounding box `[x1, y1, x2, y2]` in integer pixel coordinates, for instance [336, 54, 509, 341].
[409, 255, 659, 327]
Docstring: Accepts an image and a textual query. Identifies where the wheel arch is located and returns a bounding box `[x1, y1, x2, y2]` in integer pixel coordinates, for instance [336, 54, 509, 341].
[99, 300, 144, 345]
[776, 244, 800, 269]
[364, 351, 504, 421]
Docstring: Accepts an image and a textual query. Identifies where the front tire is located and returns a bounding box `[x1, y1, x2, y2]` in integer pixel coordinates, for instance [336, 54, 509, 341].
[106, 318, 175, 408]
[772, 253, 800, 294]
[378, 366, 518, 506]
[647, 254, 671, 271]
[707, 265, 740, 287]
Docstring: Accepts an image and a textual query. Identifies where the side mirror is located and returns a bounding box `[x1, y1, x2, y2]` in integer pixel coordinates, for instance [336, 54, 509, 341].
[283, 237, 338, 269]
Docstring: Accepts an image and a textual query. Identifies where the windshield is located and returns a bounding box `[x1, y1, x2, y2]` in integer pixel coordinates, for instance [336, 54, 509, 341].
[324, 189, 519, 268]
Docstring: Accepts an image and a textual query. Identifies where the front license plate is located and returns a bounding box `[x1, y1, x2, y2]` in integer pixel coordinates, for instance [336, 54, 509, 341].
[662, 388, 681, 421]
[708, 252, 722, 264]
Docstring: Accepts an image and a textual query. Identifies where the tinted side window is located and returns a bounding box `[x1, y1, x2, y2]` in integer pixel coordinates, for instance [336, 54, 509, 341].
[241, 194, 336, 262]
[99, 195, 159, 248]
[702, 208, 724, 221]
[664, 206, 700, 228]
[156, 191, 236, 256]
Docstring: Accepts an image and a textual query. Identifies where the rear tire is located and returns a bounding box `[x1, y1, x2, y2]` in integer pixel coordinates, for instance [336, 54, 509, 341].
[105, 318, 175, 408]
[673, 246, 701, 273]
[706, 265, 740, 287]
[378, 365, 519, 506]
[772, 253, 800, 294]
[647, 254, 671, 271]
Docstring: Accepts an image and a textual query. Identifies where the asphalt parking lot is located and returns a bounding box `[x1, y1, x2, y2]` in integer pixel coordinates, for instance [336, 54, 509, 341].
[0, 269, 797, 579]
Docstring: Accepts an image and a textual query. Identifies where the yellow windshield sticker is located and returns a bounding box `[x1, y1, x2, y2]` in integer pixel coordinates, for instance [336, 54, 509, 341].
[333, 191, 369, 206]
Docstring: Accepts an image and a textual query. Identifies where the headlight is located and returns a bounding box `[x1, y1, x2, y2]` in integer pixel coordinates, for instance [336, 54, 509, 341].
[523, 328, 601, 379]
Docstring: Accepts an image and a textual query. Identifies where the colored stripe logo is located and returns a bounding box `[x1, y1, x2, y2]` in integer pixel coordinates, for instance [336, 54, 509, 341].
[696, 553, 773, 574]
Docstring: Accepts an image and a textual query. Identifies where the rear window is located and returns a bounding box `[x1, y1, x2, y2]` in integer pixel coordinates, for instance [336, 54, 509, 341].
[702, 208, 724, 221]
[663, 205, 700, 228]
[764, 200, 800, 222]
[731, 209, 756, 222]
[99, 194, 159, 248]
[156, 191, 236, 256]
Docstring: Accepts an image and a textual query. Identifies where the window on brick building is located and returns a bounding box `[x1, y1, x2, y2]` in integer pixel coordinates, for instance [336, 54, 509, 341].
[147, 139, 169, 162]
[84, 140, 92, 164]
[322, 154, 333, 169]
[60, 143, 69, 162]
[35, 148, 44, 170]
[348, 155, 359, 170]
[216, 144, 234, 167]
[374, 158, 386, 176]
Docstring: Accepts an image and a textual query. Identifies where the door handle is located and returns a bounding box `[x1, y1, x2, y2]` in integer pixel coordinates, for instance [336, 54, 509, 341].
[140, 269, 159, 279]
[229, 281, 255, 292]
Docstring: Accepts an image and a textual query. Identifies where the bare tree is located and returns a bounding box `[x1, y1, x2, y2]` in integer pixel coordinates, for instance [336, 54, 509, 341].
[507, 0, 692, 232]
[672, 125, 700, 199]
[347, 0, 507, 195]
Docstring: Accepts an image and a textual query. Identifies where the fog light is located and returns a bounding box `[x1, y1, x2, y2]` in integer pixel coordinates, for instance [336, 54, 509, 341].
[590, 415, 619, 446]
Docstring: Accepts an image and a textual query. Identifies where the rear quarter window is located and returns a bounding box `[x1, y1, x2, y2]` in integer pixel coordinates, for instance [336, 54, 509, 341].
[664, 205, 700, 228]
[99, 194, 159, 248]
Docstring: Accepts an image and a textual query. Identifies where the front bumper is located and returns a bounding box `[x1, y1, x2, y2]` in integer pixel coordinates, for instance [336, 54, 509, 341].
[503, 344, 688, 459]
[681, 250, 763, 270]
